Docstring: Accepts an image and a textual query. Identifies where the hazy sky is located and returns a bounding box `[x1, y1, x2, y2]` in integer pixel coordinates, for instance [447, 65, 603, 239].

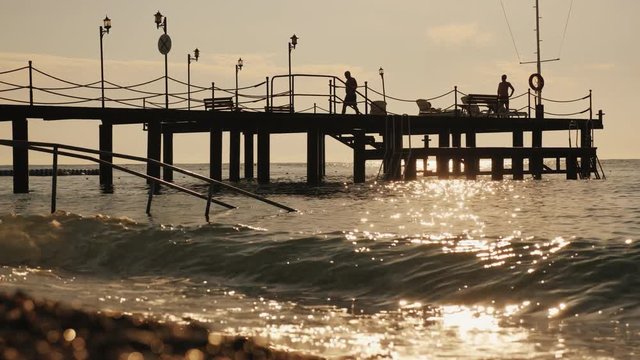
[0, 0, 637, 165]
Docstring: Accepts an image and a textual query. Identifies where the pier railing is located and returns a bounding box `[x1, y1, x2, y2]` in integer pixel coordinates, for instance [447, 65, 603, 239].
[0, 139, 296, 220]
[0, 61, 597, 119]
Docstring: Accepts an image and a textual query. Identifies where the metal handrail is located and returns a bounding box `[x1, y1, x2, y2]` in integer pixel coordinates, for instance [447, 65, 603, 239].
[0, 139, 296, 220]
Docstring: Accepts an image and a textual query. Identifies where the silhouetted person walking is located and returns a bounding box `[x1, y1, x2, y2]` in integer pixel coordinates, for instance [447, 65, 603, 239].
[342, 71, 361, 114]
[497, 74, 515, 114]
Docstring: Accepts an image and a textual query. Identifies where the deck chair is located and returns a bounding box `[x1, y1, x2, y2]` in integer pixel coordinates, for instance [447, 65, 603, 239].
[370, 100, 387, 115]
[460, 96, 481, 117]
[416, 99, 432, 116]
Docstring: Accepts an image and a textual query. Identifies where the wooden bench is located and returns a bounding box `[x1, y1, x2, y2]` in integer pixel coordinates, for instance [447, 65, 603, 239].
[462, 94, 500, 116]
[265, 104, 292, 113]
[204, 97, 234, 111]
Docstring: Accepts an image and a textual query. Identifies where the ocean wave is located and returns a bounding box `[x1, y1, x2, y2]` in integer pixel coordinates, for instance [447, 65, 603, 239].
[1, 212, 639, 320]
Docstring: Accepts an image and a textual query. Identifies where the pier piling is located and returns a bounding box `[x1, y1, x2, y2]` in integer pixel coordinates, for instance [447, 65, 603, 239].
[146, 120, 161, 185]
[512, 130, 524, 180]
[163, 131, 173, 182]
[257, 129, 270, 184]
[353, 129, 366, 183]
[230, 130, 241, 181]
[307, 127, 321, 185]
[98, 122, 113, 188]
[209, 128, 222, 181]
[12, 118, 29, 193]
[244, 131, 254, 179]
[437, 129, 450, 179]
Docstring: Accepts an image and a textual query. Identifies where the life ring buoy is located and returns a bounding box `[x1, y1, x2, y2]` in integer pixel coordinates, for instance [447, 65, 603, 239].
[529, 73, 544, 92]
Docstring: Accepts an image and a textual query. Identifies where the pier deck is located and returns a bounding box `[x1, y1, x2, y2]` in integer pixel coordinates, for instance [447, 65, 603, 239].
[1, 102, 604, 193]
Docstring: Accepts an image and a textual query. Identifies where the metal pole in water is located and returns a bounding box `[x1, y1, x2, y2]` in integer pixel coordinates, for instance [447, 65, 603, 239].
[51, 145, 58, 213]
[146, 181, 155, 215]
[205, 183, 214, 221]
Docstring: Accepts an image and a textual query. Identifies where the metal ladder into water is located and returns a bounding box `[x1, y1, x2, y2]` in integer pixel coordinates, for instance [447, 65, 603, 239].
[0, 139, 296, 221]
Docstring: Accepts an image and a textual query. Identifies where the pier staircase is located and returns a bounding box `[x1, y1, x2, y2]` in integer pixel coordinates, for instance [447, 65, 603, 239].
[329, 133, 383, 150]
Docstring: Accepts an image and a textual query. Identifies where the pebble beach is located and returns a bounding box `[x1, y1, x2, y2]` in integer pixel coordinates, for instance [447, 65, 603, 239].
[0, 290, 324, 360]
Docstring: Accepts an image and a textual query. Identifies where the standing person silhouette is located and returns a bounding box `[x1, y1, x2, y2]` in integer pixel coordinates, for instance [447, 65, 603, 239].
[497, 74, 515, 114]
[342, 71, 361, 114]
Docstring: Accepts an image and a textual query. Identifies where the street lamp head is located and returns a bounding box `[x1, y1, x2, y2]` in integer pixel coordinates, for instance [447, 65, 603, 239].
[237, 58, 243, 70]
[379, 67, 384, 76]
[290, 34, 298, 49]
[194, 48, 200, 61]
[154, 11, 164, 28]
[103, 16, 111, 33]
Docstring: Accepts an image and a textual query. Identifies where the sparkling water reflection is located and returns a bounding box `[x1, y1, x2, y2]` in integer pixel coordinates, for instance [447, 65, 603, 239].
[1, 161, 639, 358]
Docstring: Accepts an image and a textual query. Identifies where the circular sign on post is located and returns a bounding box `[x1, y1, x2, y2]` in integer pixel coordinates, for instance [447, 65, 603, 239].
[158, 34, 172, 55]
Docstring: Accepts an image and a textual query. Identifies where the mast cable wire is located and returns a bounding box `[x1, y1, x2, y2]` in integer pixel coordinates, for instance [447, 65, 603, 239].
[500, 0, 522, 63]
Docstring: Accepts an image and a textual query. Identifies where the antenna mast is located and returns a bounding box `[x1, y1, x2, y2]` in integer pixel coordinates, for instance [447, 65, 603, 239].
[535, 0, 542, 76]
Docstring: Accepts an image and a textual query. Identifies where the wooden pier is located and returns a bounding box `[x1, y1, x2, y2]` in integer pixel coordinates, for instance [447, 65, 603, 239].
[0, 102, 603, 194]
[0, 63, 605, 194]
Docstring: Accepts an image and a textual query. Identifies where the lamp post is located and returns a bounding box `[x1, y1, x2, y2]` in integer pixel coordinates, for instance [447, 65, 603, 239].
[379, 67, 386, 105]
[187, 48, 199, 110]
[235, 58, 243, 111]
[99, 16, 111, 109]
[154, 11, 170, 109]
[288, 34, 298, 112]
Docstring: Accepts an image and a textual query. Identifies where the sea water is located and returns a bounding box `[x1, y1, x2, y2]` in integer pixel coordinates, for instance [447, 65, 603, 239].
[0, 160, 638, 359]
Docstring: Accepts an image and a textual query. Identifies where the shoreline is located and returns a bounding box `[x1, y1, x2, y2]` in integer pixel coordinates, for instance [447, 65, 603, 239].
[0, 290, 324, 360]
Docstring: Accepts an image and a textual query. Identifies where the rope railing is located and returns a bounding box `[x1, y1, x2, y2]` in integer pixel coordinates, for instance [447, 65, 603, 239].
[0, 79, 28, 88]
[0, 66, 28, 75]
[34, 81, 103, 92]
[424, 89, 456, 102]
[536, 94, 590, 103]
[365, 87, 416, 103]
[32, 68, 98, 88]
[36, 87, 99, 101]
[544, 108, 590, 117]
[108, 98, 147, 109]
[104, 77, 165, 90]
[0, 62, 597, 118]
[0, 85, 24, 93]
[0, 96, 31, 104]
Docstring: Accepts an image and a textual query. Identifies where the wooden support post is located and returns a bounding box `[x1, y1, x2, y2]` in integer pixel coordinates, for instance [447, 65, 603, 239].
[465, 131, 477, 180]
[229, 130, 241, 181]
[99, 122, 113, 189]
[491, 156, 504, 181]
[392, 117, 403, 180]
[404, 156, 417, 180]
[422, 135, 430, 177]
[307, 127, 320, 185]
[257, 129, 270, 184]
[146, 120, 161, 185]
[566, 154, 578, 180]
[437, 129, 450, 179]
[12, 118, 29, 193]
[382, 116, 403, 180]
[382, 119, 390, 175]
[530, 154, 542, 180]
[244, 131, 254, 179]
[320, 132, 326, 177]
[353, 129, 366, 183]
[512, 130, 524, 180]
[162, 131, 173, 182]
[580, 122, 592, 179]
[209, 128, 222, 181]
[451, 132, 461, 177]
[532, 104, 544, 180]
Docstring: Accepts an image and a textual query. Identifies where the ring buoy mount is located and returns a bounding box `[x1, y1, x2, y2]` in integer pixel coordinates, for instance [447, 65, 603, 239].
[529, 73, 544, 92]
